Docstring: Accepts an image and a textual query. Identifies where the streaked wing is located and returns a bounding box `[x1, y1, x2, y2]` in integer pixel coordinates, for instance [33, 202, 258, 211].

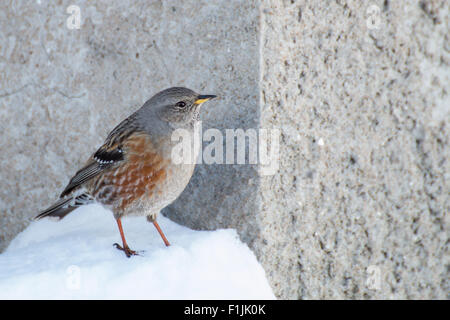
[60, 113, 142, 198]
[60, 161, 106, 197]
[104, 111, 140, 148]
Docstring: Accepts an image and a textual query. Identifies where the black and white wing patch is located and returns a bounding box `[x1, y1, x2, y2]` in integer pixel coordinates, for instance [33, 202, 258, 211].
[59, 113, 141, 198]
[93, 146, 124, 165]
[60, 145, 124, 198]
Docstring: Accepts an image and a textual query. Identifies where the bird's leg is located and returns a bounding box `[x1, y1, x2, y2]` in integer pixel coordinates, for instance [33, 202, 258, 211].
[113, 218, 138, 257]
[153, 220, 170, 247]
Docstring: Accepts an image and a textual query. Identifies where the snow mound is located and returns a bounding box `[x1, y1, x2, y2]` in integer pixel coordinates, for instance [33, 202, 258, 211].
[0, 204, 275, 299]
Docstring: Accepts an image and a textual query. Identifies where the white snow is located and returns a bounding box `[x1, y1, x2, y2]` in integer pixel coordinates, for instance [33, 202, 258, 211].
[0, 204, 275, 300]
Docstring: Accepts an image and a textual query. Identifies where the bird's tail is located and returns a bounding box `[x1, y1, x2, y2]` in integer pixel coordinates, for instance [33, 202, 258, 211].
[34, 193, 94, 220]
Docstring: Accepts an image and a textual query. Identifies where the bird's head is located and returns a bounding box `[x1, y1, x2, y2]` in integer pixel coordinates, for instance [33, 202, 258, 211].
[149, 87, 216, 128]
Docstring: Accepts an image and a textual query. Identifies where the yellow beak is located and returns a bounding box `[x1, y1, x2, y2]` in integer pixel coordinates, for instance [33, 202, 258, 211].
[194, 95, 217, 105]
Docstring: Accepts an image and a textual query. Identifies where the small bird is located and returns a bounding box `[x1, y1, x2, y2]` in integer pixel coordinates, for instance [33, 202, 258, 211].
[35, 87, 216, 257]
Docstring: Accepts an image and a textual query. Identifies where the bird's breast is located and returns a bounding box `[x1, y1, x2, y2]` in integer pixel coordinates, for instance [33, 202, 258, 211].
[91, 132, 197, 216]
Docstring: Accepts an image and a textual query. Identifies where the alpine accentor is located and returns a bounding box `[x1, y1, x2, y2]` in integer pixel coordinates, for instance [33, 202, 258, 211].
[35, 87, 216, 257]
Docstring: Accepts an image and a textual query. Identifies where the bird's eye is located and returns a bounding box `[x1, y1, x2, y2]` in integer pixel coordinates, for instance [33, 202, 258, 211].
[176, 101, 186, 108]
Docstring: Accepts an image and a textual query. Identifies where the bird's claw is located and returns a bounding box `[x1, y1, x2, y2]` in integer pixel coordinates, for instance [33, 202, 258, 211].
[113, 243, 139, 258]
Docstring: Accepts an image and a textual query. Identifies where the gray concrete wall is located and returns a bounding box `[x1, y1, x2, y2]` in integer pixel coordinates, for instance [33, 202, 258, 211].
[256, 0, 449, 299]
[0, 0, 448, 299]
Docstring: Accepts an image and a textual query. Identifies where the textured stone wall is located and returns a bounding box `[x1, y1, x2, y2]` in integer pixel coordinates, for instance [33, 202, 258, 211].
[0, 0, 448, 299]
[257, 0, 449, 298]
